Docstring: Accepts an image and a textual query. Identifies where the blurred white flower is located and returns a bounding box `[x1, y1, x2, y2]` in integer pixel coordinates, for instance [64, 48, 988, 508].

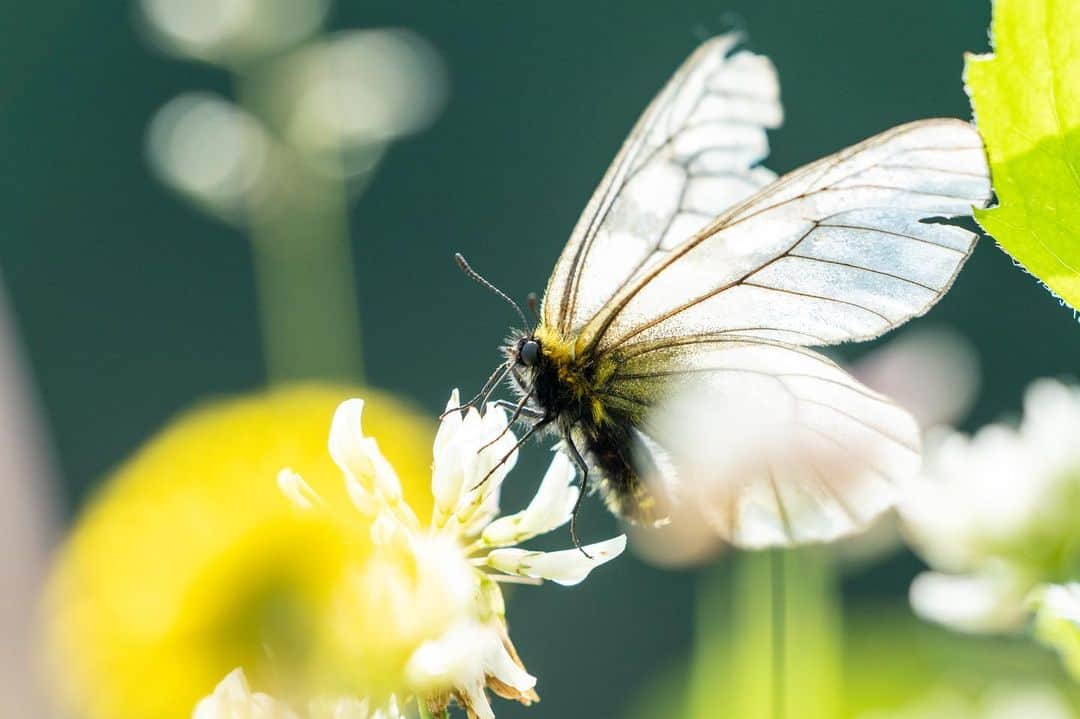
[146, 93, 271, 219]
[278, 390, 625, 718]
[140, 0, 331, 64]
[194, 668, 299, 719]
[1043, 583, 1080, 625]
[1034, 583, 1080, 679]
[271, 30, 448, 178]
[908, 569, 1029, 633]
[900, 378, 1080, 633]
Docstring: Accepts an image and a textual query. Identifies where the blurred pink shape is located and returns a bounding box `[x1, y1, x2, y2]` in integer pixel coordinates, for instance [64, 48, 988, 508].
[0, 276, 61, 718]
[851, 326, 980, 431]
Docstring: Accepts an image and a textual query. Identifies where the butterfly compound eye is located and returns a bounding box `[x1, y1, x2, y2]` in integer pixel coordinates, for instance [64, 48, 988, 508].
[519, 339, 541, 367]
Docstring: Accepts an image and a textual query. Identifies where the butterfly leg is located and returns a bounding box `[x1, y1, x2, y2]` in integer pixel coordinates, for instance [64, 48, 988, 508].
[477, 376, 539, 453]
[440, 361, 512, 418]
[490, 400, 545, 420]
[470, 416, 552, 491]
[561, 432, 593, 558]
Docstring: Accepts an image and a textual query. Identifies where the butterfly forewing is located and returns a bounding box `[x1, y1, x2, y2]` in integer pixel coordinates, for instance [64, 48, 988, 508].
[579, 119, 991, 353]
[541, 34, 783, 338]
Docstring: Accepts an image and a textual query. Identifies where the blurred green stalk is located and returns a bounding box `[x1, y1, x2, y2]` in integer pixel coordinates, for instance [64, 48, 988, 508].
[236, 69, 366, 385]
[689, 549, 842, 719]
[248, 164, 365, 384]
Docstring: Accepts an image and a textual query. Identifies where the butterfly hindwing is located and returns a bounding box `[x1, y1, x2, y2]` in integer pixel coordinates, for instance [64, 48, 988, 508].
[606, 336, 919, 546]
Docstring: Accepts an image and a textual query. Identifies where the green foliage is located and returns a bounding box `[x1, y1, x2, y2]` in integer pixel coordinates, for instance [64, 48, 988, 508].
[625, 574, 1080, 719]
[965, 0, 1080, 311]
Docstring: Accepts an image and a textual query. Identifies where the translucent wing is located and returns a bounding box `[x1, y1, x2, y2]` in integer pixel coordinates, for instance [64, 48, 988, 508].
[542, 34, 783, 336]
[580, 118, 991, 352]
[611, 337, 919, 547]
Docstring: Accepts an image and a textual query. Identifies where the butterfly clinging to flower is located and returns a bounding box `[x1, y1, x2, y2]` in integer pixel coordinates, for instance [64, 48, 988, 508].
[456, 34, 991, 550]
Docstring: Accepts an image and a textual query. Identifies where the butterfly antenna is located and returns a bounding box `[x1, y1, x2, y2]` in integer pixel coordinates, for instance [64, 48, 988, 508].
[455, 253, 528, 330]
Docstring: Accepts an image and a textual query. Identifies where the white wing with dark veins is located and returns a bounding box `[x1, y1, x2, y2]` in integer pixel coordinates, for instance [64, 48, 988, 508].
[542, 34, 784, 337]
[581, 119, 990, 353]
[615, 338, 920, 547]
[533, 36, 991, 549]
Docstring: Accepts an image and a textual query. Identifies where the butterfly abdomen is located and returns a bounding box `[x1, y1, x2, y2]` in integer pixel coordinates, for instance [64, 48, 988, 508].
[578, 419, 659, 522]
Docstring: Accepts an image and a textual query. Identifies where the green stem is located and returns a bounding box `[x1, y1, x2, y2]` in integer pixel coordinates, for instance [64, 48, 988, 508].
[687, 562, 732, 717]
[689, 550, 841, 719]
[771, 549, 786, 719]
[248, 172, 365, 383]
[233, 66, 366, 385]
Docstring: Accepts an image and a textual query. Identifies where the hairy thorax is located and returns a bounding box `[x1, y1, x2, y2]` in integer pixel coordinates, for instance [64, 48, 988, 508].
[507, 324, 658, 522]
[529, 324, 617, 429]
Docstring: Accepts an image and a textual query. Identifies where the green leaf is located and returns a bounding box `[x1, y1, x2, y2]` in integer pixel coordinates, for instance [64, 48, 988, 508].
[965, 0, 1080, 311]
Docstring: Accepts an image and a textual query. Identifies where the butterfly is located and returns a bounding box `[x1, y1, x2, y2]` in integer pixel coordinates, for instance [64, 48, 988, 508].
[455, 34, 991, 550]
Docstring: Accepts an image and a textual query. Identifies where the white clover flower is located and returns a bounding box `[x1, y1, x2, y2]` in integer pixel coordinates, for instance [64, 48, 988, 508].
[274, 390, 626, 719]
[193, 669, 299, 719]
[899, 378, 1080, 634]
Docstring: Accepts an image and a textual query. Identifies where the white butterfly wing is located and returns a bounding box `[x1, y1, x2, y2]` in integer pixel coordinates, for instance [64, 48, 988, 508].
[613, 338, 919, 547]
[534, 38, 990, 548]
[580, 118, 991, 352]
[542, 34, 783, 336]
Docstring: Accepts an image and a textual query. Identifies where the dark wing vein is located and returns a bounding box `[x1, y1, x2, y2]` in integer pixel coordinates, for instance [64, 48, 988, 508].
[580, 122, 986, 351]
[784, 253, 941, 293]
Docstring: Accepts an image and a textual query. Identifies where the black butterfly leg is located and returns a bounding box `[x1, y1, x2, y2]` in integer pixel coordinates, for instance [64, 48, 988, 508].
[477, 379, 539, 453]
[470, 416, 552, 491]
[561, 431, 593, 558]
[440, 361, 512, 418]
[491, 400, 546, 420]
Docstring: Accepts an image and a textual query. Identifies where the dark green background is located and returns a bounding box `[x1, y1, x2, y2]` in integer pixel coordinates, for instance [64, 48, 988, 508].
[5, 1, 1079, 716]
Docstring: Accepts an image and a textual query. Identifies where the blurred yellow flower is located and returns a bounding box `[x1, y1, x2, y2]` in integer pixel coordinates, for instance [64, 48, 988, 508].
[43, 384, 435, 719]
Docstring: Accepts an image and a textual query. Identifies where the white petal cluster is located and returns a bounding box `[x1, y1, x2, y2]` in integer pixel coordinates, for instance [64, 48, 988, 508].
[900, 379, 1080, 633]
[1042, 583, 1080, 626]
[270, 390, 625, 719]
[194, 669, 297, 719]
[1032, 583, 1080, 679]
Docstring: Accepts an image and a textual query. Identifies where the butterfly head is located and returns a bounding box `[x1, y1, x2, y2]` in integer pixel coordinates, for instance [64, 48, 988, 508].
[503, 331, 545, 387]
[503, 326, 570, 399]
[516, 337, 542, 367]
